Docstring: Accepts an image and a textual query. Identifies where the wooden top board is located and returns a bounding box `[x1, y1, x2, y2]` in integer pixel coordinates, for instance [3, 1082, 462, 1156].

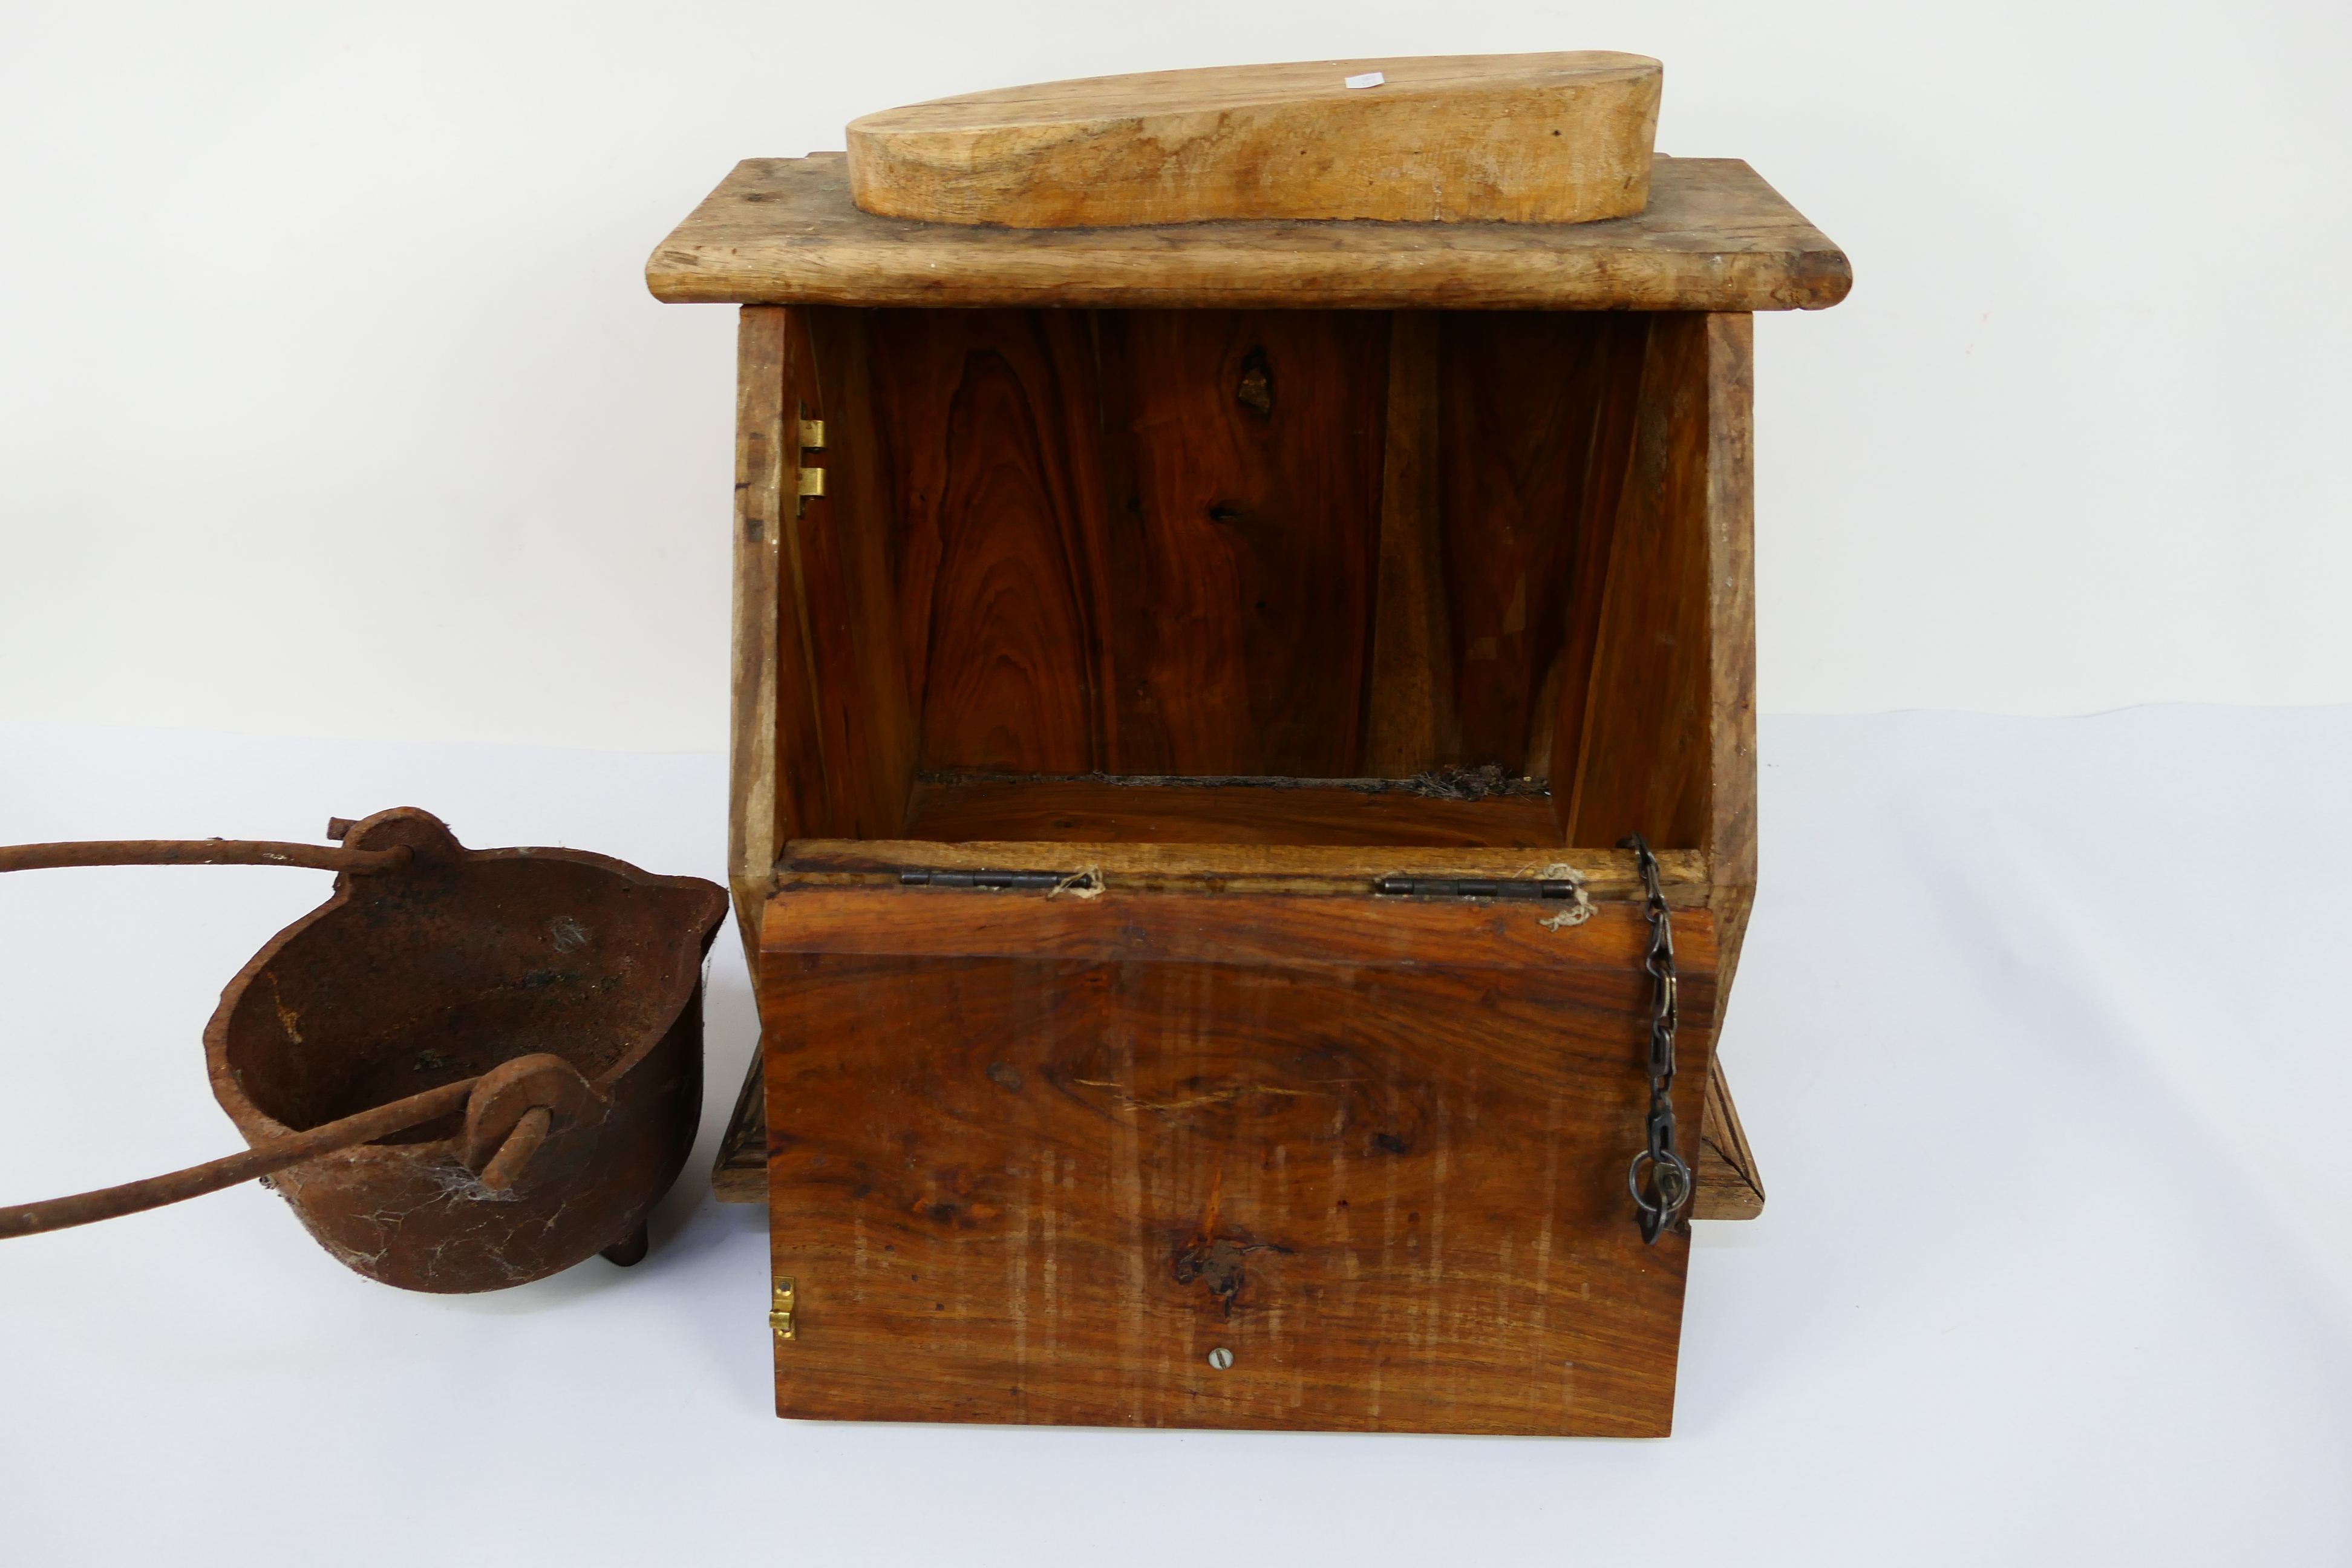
[645, 152, 1851, 312]
[845, 53, 1661, 228]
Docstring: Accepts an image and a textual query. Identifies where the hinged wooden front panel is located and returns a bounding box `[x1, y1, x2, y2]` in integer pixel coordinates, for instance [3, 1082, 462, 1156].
[762, 886, 1716, 1437]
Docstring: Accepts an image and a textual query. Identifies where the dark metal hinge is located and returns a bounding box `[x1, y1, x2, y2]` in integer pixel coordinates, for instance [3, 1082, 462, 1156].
[898, 868, 1071, 890]
[1372, 876, 1584, 901]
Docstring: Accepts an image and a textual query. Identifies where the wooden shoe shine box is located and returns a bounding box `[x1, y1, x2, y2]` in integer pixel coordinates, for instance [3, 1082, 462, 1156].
[648, 123, 1847, 1436]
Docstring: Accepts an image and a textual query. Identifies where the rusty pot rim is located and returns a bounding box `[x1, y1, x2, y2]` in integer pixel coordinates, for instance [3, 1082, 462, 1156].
[202, 807, 728, 1154]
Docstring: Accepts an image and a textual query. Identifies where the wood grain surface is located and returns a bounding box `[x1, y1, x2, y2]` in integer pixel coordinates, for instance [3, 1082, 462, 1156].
[769, 307, 841, 848]
[1096, 310, 1390, 774]
[1560, 313, 1708, 851]
[864, 308, 1397, 776]
[1696, 316, 1760, 1002]
[1440, 312, 1651, 781]
[869, 310, 1114, 774]
[1364, 313, 1451, 774]
[846, 53, 1659, 228]
[796, 310, 918, 840]
[711, 287, 1791, 1405]
[648, 155, 1850, 312]
[727, 307, 790, 980]
[1540, 312, 1759, 1003]
[713, 840, 1761, 1218]
[716, 1051, 1763, 1220]
[810, 304, 1684, 790]
[1695, 1053, 1765, 1220]
[778, 837, 1710, 899]
[762, 884, 1717, 1435]
[900, 777, 1566, 849]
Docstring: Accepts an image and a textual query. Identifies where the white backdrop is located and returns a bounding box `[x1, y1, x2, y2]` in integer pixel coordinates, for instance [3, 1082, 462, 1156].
[5, 9, 2352, 1558]
[4, 0, 2348, 752]
[5, 708, 2349, 1564]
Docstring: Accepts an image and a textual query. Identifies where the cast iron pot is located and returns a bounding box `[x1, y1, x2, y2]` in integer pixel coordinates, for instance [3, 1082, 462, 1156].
[0, 808, 728, 1293]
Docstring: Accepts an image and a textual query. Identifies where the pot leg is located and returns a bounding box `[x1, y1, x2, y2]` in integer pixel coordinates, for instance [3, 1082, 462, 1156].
[600, 1220, 650, 1267]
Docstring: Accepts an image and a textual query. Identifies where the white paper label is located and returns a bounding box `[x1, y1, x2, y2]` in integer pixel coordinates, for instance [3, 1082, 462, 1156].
[1343, 71, 1385, 90]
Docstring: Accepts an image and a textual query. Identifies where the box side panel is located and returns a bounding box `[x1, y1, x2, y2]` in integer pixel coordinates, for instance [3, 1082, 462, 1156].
[1561, 312, 1716, 852]
[1700, 313, 1759, 1002]
[729, 307, 789, 964]
[1436, 312, 1650, 786]
[717, 307, 792, 1193]
[766, 308, 837, 853]
[794, 307, 917, 839]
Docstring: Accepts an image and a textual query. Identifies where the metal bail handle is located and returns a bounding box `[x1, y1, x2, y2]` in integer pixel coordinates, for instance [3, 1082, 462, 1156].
[1622, 832, 1692, 1244]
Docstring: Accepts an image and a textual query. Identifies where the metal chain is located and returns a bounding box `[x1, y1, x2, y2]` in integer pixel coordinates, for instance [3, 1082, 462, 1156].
[1623, 833, 1691, 1243]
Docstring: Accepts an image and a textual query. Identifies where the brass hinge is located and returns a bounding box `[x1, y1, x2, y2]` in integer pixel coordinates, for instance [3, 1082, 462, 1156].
[770, 1276, 796, 1342]
[794, 417, 827, 515]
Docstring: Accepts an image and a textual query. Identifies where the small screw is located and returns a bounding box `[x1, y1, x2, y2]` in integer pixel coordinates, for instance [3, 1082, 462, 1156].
[1207, 1347, 1234, 1370]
